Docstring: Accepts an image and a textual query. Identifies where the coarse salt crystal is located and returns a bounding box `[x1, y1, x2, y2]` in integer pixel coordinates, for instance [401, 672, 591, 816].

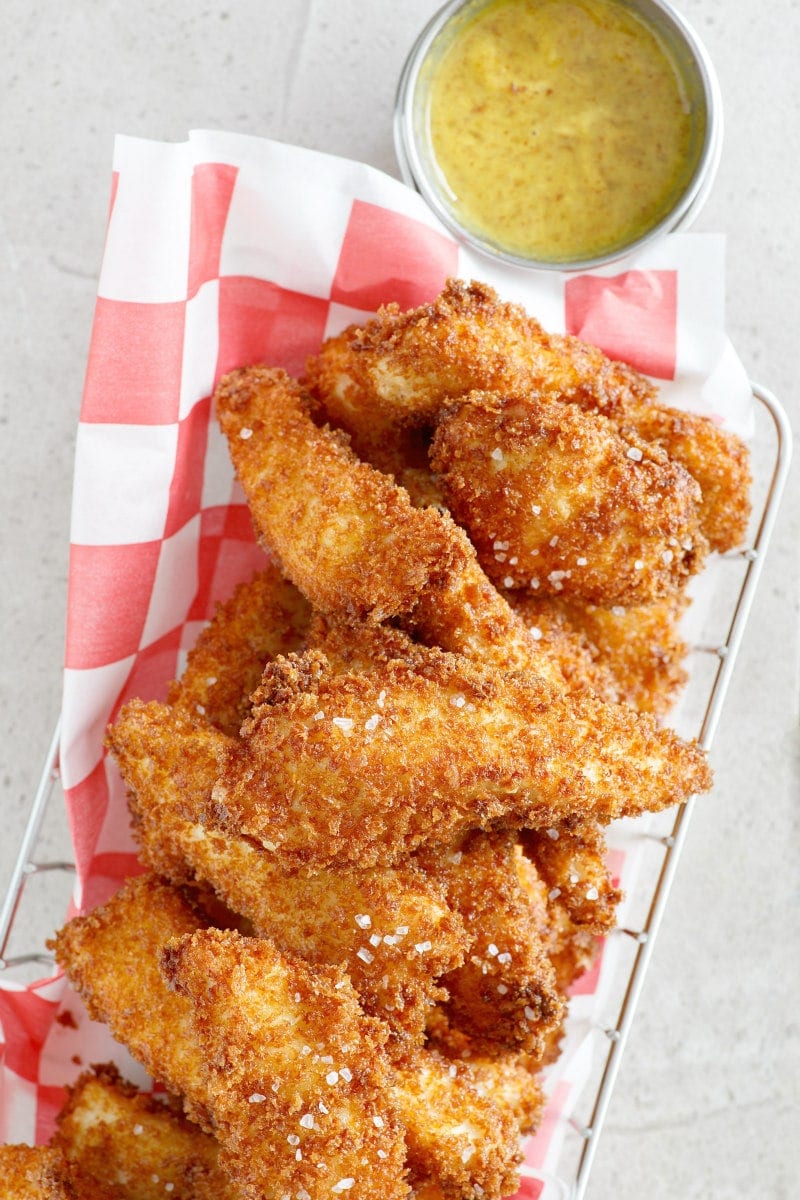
[395, 925, 409, 936]
[165, 1186, 174, 1194]
[383, 934, 397, 945]
[530, 577, 540, 589]
[569, 873, 580, 884]
[377, 1150, 388, 1160]
[548, 887, 562, 901]
[490, 447, 504, 462]
[586, 886, 600, 901]
[497, 952, 512, 965]
[549, 535, 559, 547]
[415, 940, 432, 953]
[546, 827, 559, 840]
[332, 1180, 355, 1194]
[503, 576, 515, 589]
[364, 714, 380, 731]
[332, 717, 354, 733]
[288, 1134, 301, 1146]
[524, 1006, 537, 1021]
[326, 1071, 339, 1085]
[249, 1093, 267, 1104]
[319, 1100, 328, 1114]
[634, 559, 644, 570]
[627, 446, 643, 461]
[487, 943, 499, 957]
[576, 556, 588, 567]
[133, 1124, 143, 1135]
[377, 689, 386, 708]
[313, 710, 325, 721]
[493, 540, 510, 551]
[299, 1114, 315, 1129]
[461, 1147, 474, 1164]
[239, 427, 253, 439]
[354, 914, 371, 929]
[662, 549, 674, 564]
[369, 933, 382, 947]
[612, 606, 626, 616]
[497, 983, 508, 994]
[531, 504, 541, 515]
[339, 1067, 353, 1082]
[373, 1115, 385, 1129]
[529, 625, 542, 640]
[357, 947, 374, 964]
[195, 704, 205, 715]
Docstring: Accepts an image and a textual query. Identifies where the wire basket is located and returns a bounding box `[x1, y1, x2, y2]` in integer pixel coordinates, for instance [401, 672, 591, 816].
[0, 382, 791, 1198]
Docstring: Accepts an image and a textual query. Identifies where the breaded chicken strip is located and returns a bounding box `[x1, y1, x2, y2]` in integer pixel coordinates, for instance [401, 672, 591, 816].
[0, 1145, 89, 1199]
[415, 834, 563, 1057]
[162, 928, 409, 1200]
[215, 365, 464, 622]
[424, 1010, 545, 1136]
[207, 647, 710, 867]
[50, 876, 211, 1129]
[430, 392, 706, 606]
[168, 565, 310, 736]
[516, 854, 601, 998]
[54, 1065, 242, 1200]
[123, 741, 467, 1048]
[511, 590, 690, 717]
[392, 1048, 521, 1200]
[520, 819, 622, 935]
[307, 278, 750, 552]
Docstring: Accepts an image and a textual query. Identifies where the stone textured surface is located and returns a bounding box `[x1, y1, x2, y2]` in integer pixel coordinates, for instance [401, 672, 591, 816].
[1, 2, 798, 1196]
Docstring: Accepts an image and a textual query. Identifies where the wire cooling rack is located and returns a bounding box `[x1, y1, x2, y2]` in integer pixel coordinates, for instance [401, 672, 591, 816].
[0, 383, 792, 1198]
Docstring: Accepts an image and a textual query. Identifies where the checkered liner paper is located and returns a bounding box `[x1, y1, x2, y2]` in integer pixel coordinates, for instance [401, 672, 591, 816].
[0, 129, 755, 1193]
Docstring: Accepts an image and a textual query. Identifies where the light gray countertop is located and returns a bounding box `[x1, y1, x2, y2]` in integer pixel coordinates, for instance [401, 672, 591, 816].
[1, 2, 798, 1196]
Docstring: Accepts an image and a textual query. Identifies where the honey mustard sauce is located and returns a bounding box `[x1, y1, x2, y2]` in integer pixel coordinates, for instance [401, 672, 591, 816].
[425, 0, 702, 262]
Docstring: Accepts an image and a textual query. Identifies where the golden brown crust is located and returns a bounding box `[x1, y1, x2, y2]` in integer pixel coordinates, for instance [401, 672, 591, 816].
[0, 1145, 84, 1199]
[431, 391, 706, 606]
[54, 1065, 241, 1200]
[512, 591, 690, 717]
[308, 278, 750, 554]
[168, 565, 311, 736]
[50, 875, 210, 1129]
[162, 929, 409, 1200]
[214, 365, 465, 622]
[392, 1047, 522, 1200]
[118, 709, 467, 1049]
[520, 819, 622, 935]
[415, 834, 563, 1057]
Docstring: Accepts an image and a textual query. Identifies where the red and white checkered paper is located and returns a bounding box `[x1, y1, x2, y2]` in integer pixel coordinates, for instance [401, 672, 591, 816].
[0, 130, 754, 1193]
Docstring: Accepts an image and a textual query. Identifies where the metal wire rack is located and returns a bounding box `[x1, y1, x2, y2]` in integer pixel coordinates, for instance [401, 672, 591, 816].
[0, 383, 792, 1198]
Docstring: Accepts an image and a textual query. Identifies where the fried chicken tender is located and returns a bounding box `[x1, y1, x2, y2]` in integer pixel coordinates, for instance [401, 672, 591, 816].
[392, 1048, 521, 1200]
[50, 876, 211, 1129]
[53, 1065, 242, 1200]
[215, 365, 464, 622]
[122, 731, 467, 1047]
[168, 564, 310, 736]
[424, 1010, 546, 1136]
[520, 819, 622, 935]
[162, 928, 409, 1200]
[511, 590, 690, 716]
[430, 392, 706, 606]
[0, 1145, 87, 1199]
[415, 834, 563, 1058]
[307, 278, 750, 552]
[202, 646, 710, 867]
[516, 854, 601, 999]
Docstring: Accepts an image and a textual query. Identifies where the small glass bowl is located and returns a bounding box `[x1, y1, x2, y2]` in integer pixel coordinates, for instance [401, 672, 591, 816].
[394, 0, 723, 271]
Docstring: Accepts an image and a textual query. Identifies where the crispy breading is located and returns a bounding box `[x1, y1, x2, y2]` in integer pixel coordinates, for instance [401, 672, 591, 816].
[54, 1065, 241, 1200]
[168, 565, 310, 736]
[392, 1047, 521, 1200]
[214, 365, 465, 622]
[516, 853, 601, 998]
[415, 834, 563, 1057]
[520, 819, 622, 935]
[50, 876, 210, 1129]
[197, 647, 711, 868]
[305, 278, 654, 458]
[424, 1010, 546, 1136]
[162, 928, 409, 1200]
[0, 1145, 87, 1199]
[430, 391, 706, 606]
[307, 278, 750, 553]
[404, 529, 570, 692]
[122, 729, 467, 1048]
[511, 590, 690, 717]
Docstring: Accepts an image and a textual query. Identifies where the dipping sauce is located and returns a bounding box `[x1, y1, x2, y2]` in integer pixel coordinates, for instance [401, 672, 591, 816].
[423, 0, 705, 263]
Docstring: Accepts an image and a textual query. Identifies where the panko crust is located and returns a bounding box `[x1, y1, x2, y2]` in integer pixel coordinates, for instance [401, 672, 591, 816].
[168, 564, 311, 736]
[431, 391, 706, 606]
[50, 876, 211, 1129]
[512, 590, 690, 717]
[54, 1064, 241, 1200]
[520, 819, 622, 935]
[415, 833, 563, 1058]
[392, 1047, 522, 1200]
[308, 278, 750, 553]
[205, 647, 712, 868]
[117, 702, 467, 1048]
[0, 1145, 88, 1199]
[162, 929, 409, 1200]
[214, 365, 466, 622]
